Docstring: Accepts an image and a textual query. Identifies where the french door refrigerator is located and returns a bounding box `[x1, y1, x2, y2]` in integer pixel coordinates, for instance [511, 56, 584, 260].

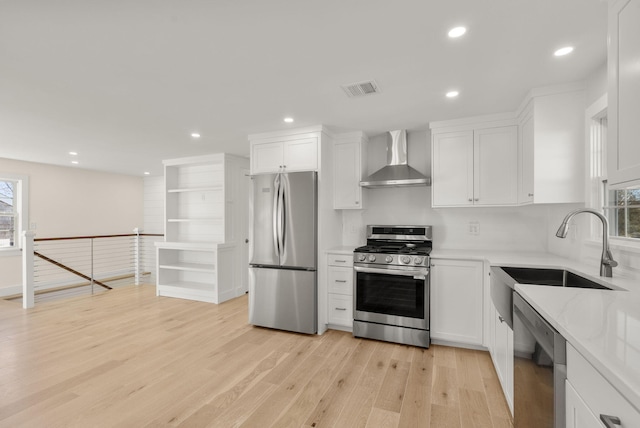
[249, 171, 317, 334]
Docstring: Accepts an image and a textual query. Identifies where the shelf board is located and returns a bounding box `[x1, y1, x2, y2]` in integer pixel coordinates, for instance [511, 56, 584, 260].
[167, 186, 223, 193]
[166, 218, 223, 223]
[157, 281, 215, 292]
[159, 262, 216, 273]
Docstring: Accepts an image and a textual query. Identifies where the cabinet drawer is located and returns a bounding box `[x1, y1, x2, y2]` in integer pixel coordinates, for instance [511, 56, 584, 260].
[328, 267, 353, 295]
[567, 344, 640, 426]
[327, 253, 353, 267]
[328, 294, 353, 327]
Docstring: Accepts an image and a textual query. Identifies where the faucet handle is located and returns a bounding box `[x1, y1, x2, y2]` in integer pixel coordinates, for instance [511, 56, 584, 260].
[605, 259, 619, 267]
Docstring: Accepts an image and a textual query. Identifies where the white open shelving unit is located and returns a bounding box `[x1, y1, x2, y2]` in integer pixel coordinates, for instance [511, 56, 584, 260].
[156, 153, 248, 304]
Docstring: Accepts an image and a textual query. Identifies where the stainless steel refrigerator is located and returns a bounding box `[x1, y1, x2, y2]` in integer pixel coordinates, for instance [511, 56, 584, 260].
[248, 171, 317, 334]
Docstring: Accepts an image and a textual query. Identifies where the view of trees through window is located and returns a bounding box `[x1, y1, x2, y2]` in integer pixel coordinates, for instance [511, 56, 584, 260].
[607, 188, 640, 239]
[0, 180, 15, 248]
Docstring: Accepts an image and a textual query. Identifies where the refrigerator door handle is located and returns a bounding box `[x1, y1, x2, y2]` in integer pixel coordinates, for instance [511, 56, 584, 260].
[272, 174, 281, 258]
[278, 176, 286, 258]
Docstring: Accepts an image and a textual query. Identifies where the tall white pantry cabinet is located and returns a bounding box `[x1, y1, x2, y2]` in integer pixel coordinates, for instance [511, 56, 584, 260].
[156, 153, 249, 304]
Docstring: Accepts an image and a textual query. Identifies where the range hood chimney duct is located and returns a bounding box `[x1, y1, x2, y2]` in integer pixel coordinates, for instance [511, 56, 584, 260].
[360, 130, 430, 188]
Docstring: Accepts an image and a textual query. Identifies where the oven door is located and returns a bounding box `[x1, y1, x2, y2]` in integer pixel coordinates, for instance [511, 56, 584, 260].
[353, 265, 429, 330]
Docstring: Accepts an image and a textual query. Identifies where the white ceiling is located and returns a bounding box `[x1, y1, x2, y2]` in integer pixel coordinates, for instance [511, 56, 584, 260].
[0, 0, 608, 177]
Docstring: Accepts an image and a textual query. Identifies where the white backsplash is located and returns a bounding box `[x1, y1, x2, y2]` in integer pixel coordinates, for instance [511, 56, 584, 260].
[342, 186, 581, 253]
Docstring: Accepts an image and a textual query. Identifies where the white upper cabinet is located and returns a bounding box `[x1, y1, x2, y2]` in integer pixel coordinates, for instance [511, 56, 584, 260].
[250, 134, 318, 175]
[432, 130, 474, 206]
[608, 0, 640, 187]
[431, 116, 518, 207]
[474, 126, 518, 205]
[517, 85, 586, 203]
[333, 132, 367, 209]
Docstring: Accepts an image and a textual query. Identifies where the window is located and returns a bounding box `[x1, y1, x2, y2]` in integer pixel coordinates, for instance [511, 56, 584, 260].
[0, 180, 17, 248]
[605, 188, 640, 239]
[0, 174, 28, 255]
[587, 95, 639, 243]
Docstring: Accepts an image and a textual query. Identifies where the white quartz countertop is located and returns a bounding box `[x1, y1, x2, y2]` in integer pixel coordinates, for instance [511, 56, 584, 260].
[515, 284, 640, 412]
[325, 246, 357, 255]
[431, 248, 640, 411]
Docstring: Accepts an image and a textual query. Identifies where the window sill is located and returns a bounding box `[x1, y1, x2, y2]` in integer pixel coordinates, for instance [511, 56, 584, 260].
[584, 237, 640, 255]
[0, 248, 22, 257]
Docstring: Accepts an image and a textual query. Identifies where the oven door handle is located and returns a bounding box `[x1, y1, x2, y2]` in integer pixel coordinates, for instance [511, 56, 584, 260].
[354, 266, 428, 280]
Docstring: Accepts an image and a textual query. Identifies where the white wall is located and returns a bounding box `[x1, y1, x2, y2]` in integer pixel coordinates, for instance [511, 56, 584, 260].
[0, 157, 144, 294]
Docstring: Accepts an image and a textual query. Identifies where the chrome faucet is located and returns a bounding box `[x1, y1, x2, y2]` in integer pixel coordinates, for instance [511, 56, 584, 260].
[555, 209, 618, 277]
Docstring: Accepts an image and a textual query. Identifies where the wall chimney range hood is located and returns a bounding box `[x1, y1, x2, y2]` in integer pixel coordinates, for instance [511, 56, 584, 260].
[360, 130, 430, 188]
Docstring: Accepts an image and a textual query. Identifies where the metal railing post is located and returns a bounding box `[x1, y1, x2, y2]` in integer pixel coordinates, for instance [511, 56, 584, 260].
[90, 238, 94, 294]
[22, 230, 35, 308]
[133, 227, 141, 285]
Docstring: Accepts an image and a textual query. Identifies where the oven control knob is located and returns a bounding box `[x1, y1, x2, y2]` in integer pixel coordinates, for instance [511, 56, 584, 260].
[400, 255, 411, 264]
[414, 257, 424, 265]
[368, 254, 376, 262]
[357, 254, 366, 262]
[385, 256, 393, 263]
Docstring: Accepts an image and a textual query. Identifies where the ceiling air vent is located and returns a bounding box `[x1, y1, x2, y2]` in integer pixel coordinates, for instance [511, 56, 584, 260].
[341, 80, 380, 97]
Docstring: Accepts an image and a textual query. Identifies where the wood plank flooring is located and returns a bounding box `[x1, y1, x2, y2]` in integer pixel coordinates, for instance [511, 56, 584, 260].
[0, 285, 513, 427]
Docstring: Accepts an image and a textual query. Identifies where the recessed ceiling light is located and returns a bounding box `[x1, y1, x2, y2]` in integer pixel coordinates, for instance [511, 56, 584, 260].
[554, 46, 574, 57]
[69, 151, 78, 156]
[71, 160, 79, 165]
[144, 172, 150, 175]
[190, 132, 201, 138]
[284, 117, 294, 123]
[448, 26, 467, 38]
[446, 90, 460, 98]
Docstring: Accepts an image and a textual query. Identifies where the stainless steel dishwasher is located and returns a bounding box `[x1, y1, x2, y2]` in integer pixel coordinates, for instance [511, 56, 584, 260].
[513, 291, 567, 428]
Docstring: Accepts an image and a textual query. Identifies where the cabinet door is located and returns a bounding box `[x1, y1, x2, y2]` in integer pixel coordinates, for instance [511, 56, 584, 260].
[474, 126, 518, 205]
[518, 114, 535, 203]
[333, 141, 363, 209]
[608, 0, 640, 186]
[430, 258, 483, 345]
[432, 131, 474, 207]
[566, 381, 602, 428]
[283, 138, 318, 172]
[251, 142, 284, 174]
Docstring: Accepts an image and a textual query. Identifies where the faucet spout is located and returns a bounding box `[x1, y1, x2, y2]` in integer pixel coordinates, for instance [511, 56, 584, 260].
[555, 209, 618, 277]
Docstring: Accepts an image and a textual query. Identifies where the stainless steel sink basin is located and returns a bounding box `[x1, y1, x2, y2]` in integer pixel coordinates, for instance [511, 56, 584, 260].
[499, 267, 612, 290]
[489, 266, 613, 329]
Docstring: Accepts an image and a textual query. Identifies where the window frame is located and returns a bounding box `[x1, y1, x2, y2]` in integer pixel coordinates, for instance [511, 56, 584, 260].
[0, 173, 29, 257]
[586, 94, 640, 247]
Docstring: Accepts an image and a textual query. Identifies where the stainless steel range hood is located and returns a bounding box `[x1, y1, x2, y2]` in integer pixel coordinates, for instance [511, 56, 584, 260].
[360, 130, 430, 188]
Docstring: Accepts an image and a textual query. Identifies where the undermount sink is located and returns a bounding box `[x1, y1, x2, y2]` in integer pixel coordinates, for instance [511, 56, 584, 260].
[499, 267, 612, 290]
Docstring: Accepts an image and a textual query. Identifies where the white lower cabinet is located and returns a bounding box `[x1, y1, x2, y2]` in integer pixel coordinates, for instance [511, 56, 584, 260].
[566, 381, 601, 428]
[430, 258, 484, 346]
[566, 343, 640, 428]
[490, 302, 514, 413]
[326, 252, 354, 331]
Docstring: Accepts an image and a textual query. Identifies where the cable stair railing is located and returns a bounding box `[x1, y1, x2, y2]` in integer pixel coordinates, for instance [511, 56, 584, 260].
[20, 228, 163, 308]
[33, 250, 112, 290]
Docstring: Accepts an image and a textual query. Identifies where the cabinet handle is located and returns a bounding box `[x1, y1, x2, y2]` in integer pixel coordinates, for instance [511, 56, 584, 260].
[498, 316, 505, 323]
[528, 193, 534, 197]
[355, 201, 359, 205]
[334, 260, 346, 263]
[600, 415, 621, 428]
[468, 198, 473, 202]
[335, 280, 347, 283]
[474, 198, 479, 202]
[335, 307, 347, 311]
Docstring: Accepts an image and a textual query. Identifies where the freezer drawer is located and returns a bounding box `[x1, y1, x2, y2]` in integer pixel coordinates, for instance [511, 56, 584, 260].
[248, 267, 317, 334]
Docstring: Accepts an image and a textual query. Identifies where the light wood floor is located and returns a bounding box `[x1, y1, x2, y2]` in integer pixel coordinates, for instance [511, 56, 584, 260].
[0, 285, 513, 428]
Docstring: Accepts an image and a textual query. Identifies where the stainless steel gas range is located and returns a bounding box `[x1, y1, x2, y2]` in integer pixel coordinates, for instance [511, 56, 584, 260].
[353, 225, 432, 348]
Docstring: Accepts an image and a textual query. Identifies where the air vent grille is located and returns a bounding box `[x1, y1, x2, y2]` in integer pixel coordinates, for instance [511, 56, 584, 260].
[341, 80, 380, 97]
